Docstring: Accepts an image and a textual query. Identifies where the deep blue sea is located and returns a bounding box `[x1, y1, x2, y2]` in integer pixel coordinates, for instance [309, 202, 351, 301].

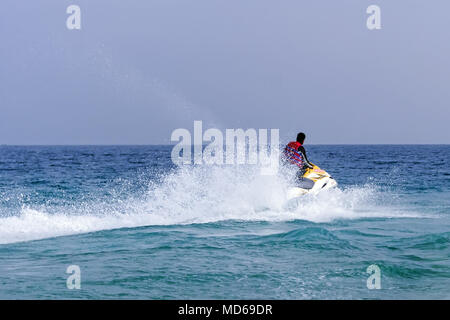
[0, 145, 449, 299]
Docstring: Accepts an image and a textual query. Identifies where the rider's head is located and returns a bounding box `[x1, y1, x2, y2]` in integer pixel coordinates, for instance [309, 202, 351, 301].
[296, 132, 306, 144]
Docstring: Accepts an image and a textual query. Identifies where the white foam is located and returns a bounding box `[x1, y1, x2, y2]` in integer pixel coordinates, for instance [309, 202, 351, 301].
[0, 165, 422, 244]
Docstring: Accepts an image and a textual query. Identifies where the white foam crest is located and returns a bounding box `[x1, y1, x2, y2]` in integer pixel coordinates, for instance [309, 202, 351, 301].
[290, 186, 424, 223]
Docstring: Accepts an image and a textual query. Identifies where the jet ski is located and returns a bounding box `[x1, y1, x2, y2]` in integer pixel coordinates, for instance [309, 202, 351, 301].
[286, 163, 337, 200]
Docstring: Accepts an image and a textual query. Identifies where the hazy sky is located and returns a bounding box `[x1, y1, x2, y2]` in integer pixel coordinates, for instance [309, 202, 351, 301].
[1, 0, 449, 144]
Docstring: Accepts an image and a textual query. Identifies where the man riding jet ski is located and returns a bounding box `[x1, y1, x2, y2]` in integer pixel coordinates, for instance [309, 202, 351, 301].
[283, 132, 337, 199]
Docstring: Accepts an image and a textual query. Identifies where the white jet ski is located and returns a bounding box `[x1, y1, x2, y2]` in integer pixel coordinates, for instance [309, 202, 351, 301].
[286, 163, 337, 200]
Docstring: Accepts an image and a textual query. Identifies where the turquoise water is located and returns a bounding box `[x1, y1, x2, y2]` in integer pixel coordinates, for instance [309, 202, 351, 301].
[0, 145, 449, 299]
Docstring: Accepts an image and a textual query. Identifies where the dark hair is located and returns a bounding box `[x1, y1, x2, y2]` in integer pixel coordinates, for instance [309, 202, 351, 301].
[296, 132, 306, 143]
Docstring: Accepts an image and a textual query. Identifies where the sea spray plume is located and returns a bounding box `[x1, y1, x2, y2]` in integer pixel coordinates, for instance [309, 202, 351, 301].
[0, 162, 423, 245]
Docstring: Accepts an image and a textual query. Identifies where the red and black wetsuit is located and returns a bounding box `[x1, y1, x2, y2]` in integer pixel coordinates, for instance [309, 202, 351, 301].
[283, 141, 315, 189]
[283, 141, 314, 171]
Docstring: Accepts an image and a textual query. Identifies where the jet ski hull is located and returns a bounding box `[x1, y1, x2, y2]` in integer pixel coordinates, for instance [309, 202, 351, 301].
[286, 164, 338, 200]
[287, 176, 337, 199]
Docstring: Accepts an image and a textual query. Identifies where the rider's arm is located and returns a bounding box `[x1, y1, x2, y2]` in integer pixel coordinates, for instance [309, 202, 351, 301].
[298, 146, 314, 168]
